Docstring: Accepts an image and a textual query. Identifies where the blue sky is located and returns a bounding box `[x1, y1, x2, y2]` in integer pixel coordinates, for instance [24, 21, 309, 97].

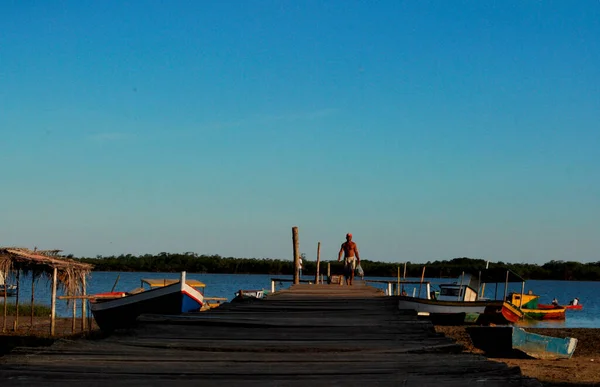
[1, 1, 599, 264]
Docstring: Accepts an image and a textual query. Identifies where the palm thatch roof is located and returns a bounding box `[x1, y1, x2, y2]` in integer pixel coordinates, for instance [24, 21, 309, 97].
[0, 247, 93, 295]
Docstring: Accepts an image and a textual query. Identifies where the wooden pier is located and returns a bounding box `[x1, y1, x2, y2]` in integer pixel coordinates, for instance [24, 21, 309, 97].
[0, 282, 541, 386]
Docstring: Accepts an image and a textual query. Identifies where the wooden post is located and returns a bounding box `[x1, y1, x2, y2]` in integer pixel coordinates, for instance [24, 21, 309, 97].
[271, 279, 275, 294]
[314, 242, 321, 284]
[292, 227, 300, 285]
[403, 262, 407, 279]
[14, 270, 20, 331]
[397, 267, 400, 295]
[503, 270, 509, 301]
[82, 275, 87, 331]
[50, 267, 57, 336]
[30, 275, 35, 330]
[418, 266, 426, 298]
[72, 298, 76, 333]
[2, 273, 7, 333]
[519, 281, 525, 313]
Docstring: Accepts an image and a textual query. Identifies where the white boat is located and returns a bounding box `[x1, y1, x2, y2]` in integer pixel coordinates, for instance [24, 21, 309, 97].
[90, 272, 205, 332]
[397, 271, 524, 324]
[0, 271, 17, 297]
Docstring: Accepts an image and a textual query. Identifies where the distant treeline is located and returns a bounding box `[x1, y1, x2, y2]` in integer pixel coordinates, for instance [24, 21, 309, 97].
[73, 253, 600, 281]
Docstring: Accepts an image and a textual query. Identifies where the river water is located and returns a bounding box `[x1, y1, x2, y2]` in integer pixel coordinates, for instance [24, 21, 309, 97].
[4, 271, 599, 328]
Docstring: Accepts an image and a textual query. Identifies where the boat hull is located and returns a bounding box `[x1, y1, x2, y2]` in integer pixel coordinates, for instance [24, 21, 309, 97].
[467, 326, 577, 359]
[91, 282, 204, 331]
[0, 284, 17, 297]
[565, 304, 583, 310]
[523, 304, 566, 320]
[397, 297, 504, 324]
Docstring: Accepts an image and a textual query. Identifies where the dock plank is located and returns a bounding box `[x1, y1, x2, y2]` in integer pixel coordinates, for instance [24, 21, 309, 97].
[0, 283, 541, 386]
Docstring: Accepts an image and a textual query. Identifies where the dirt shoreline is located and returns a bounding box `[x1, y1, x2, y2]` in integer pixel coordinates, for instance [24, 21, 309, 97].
[436, 326, 600, 386]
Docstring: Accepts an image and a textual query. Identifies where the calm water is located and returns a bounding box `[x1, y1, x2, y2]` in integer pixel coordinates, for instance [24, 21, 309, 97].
[4, 272, 600, 328]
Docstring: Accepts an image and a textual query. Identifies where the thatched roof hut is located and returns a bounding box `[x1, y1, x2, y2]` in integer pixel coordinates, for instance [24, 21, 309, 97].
[0, 247, 92, 295]
[0, 247, 94, 335]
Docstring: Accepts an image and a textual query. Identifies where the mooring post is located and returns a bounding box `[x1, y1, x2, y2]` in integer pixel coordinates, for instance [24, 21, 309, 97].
[292, 227, 300, 285]
[314, 242, 321, 284]
[50, 267, 58, 336]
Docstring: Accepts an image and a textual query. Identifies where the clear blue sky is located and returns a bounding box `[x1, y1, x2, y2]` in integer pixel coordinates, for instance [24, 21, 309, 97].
[1, 1, 599, 264]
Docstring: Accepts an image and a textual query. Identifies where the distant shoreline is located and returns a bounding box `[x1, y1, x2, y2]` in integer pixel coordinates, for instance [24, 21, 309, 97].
[71, 255, 600, 281]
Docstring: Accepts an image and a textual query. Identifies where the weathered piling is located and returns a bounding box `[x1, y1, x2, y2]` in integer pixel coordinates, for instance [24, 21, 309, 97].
[314, 241, 321, 284]
[292, 226, 300, 285]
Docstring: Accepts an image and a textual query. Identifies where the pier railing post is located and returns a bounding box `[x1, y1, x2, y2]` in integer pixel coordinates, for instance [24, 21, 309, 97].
[292, 227, 300, 285]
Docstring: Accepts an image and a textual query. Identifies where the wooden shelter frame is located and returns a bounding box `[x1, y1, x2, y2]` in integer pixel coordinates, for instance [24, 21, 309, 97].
[0, 247, 93, 336]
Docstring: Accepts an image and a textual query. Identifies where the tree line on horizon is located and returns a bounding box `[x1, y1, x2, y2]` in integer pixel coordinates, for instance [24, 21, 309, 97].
[73, 253, 600, 281]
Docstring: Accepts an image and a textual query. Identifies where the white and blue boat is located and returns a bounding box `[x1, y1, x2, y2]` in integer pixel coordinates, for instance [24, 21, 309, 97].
[90, 272, 205, 332]
[467, 326, 578, 359]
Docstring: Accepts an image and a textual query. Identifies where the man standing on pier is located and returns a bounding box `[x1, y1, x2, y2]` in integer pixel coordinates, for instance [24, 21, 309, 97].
[338, 233, 361, 286]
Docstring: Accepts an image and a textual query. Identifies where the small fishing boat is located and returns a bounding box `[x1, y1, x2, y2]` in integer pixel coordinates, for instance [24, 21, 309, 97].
[501, 292, 566, 322]
[90, 272, 205, 331]
[565, 304, 583, 310]
[232, 289, 266, 302]
[397, 270, 524, 325]
[0, 271, 17, 297]
[467, 326, 578, 359]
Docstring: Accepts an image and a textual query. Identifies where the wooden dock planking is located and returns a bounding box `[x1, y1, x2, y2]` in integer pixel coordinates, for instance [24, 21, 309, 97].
[0, 282, 542, 386]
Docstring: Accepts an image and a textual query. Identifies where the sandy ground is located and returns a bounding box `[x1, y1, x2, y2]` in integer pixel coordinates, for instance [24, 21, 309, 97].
[0, 315, 97, 337]
[436, 326, 600, 386]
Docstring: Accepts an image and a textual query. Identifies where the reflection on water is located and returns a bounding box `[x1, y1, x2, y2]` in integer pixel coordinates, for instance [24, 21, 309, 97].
[4, 271, 600, 327]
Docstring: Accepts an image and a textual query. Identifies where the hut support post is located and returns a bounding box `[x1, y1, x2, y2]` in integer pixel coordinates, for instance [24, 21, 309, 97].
[292, 227, 300, 285]
[50, 267, 57, 336]
[30, 276, 35, 329]
[72, 299, 76, 333]
[271, 280, 275, 294]
[2, 278, 7, 333]
[327, 263, 330, 278]
[314, 242, 321, 284]
[387, 282, 392, 296]
[14, 270, 20, 331]
[82, 276, 87, 331]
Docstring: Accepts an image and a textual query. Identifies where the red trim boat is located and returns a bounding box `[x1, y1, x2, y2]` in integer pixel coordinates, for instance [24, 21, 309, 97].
[565, 304, 583, 310]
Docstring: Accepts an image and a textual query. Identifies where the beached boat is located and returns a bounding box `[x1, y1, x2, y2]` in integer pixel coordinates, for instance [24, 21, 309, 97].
[233, 289, 265, 302]
[467, 326, 578, 359]
[90, 272, 205, 331]
[397, 271, 520, 325]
